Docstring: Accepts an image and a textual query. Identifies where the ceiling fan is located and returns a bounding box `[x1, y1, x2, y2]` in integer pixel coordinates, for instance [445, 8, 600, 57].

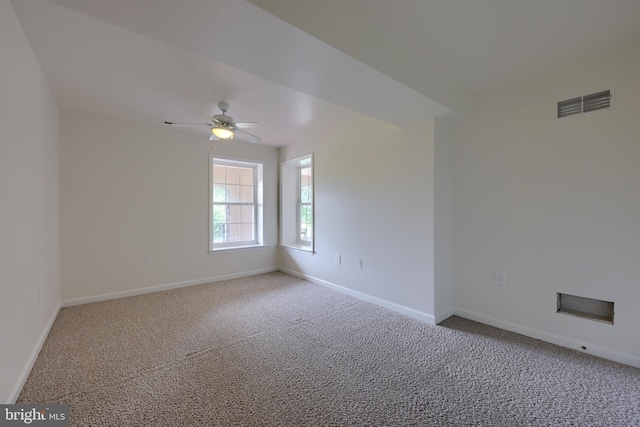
[164, 100, 261, 143]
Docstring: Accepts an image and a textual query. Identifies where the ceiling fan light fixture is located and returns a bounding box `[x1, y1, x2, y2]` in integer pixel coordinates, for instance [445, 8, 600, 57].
[212, 126, 234, 140]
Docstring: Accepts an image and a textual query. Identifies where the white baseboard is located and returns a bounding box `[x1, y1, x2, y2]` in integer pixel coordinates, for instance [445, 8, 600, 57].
[454, 308, 640, 369]
[280, 268, 436, 325]
[18, 269, 636, 406]
[8, 304, 60, 403]
[278, 269, 639, 368]
[61, 267, 279, 307]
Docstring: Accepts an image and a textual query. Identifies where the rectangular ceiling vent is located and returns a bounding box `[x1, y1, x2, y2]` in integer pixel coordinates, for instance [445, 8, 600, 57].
[557, 293, 614, 324]
[557, 89, 611, 118]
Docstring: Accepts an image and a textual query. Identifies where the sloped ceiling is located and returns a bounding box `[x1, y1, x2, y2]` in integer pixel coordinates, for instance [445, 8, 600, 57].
[11, 0, 640, 146]
[249, 0, 640, 94]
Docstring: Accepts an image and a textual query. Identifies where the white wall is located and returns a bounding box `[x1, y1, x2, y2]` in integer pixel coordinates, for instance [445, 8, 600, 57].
[453, 39, 640, 366]
[278, 106, 439, 322]
[60, 111, 278, 301]
[0, 0, 61, 403]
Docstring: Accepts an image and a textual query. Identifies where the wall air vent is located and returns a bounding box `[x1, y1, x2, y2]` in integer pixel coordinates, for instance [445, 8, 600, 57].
[557, 89, 611, 118]
[557, 293, 614, 324]
[583, 90, 612, 113]
[557, 96, 582, 118]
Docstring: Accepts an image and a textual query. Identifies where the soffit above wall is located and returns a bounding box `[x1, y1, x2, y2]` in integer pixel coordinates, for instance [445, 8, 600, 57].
[12, 0, 452, 148]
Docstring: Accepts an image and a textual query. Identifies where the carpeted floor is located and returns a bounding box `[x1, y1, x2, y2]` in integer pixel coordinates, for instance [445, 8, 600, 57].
[18, 272, 640, 426]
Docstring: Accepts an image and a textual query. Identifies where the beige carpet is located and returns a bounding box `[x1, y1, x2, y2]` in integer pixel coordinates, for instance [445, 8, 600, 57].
[18, 272, 640, 426]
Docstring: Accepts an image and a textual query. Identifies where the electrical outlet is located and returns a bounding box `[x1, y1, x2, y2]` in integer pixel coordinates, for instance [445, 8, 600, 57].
[335, 254, 341, 265]
[495, 271, 507, 286]
[144, 256, 152, 266]
[357, 259, 363, 269]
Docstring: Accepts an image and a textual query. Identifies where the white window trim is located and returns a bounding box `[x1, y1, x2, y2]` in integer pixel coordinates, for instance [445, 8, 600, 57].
[209, 154, 265, 253]
[280, 154, 314, 253]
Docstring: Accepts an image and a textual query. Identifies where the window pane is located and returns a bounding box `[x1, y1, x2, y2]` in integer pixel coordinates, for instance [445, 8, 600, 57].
[299, 224, 309, 241]
[226, 166, 240, 184]
[240, 186, 253, 203]
[229, 205, 241, 223]
[300, 167, 311, 186]
[213, 185, 226, 202]
[213, 165, 226, 184]
[299, 204, 312, 242]
[213, 205, 227, 224]
[213, 224, 226, 243]
[241, 205, 254, 223]
[228, 224, 241, 241]
[300, 185, 310, 203]
[300, 205, 312, 223]
[227, 185, 240, 202]
[240, 167, 254, 185]
[299, 166, 311, 204]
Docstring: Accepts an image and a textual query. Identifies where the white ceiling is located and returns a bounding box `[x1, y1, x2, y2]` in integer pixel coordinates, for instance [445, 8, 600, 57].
[11, 0, 640, 146]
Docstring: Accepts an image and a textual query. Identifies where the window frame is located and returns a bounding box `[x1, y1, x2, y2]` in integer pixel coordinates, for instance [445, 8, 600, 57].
[280, 154, 314, 253]
[296, 164, 312, 246]
[209, 155, 264, 253]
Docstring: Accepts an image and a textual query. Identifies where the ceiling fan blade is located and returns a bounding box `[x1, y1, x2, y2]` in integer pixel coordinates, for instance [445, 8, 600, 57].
[164, 121, 212, 127]
[235, 128, 261, 144]
[235, 122, 262, 129]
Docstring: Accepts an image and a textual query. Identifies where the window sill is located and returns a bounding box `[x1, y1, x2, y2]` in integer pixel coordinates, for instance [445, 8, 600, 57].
[209, 244, 267, 254]
[279, 244, 315, 255]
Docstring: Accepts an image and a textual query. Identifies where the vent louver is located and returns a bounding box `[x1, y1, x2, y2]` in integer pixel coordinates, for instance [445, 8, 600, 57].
[583, 90, 612, 113]
[557, 90, 611, 118]
[557, 293, 614, 324]
[557, 97, 582, 118]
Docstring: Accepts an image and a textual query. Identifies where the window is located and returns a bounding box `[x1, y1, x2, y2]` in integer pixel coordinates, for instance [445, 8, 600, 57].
[280, 154, 314, 252]
[297, 165, 312, 245]
[210, 156, 264, 251]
